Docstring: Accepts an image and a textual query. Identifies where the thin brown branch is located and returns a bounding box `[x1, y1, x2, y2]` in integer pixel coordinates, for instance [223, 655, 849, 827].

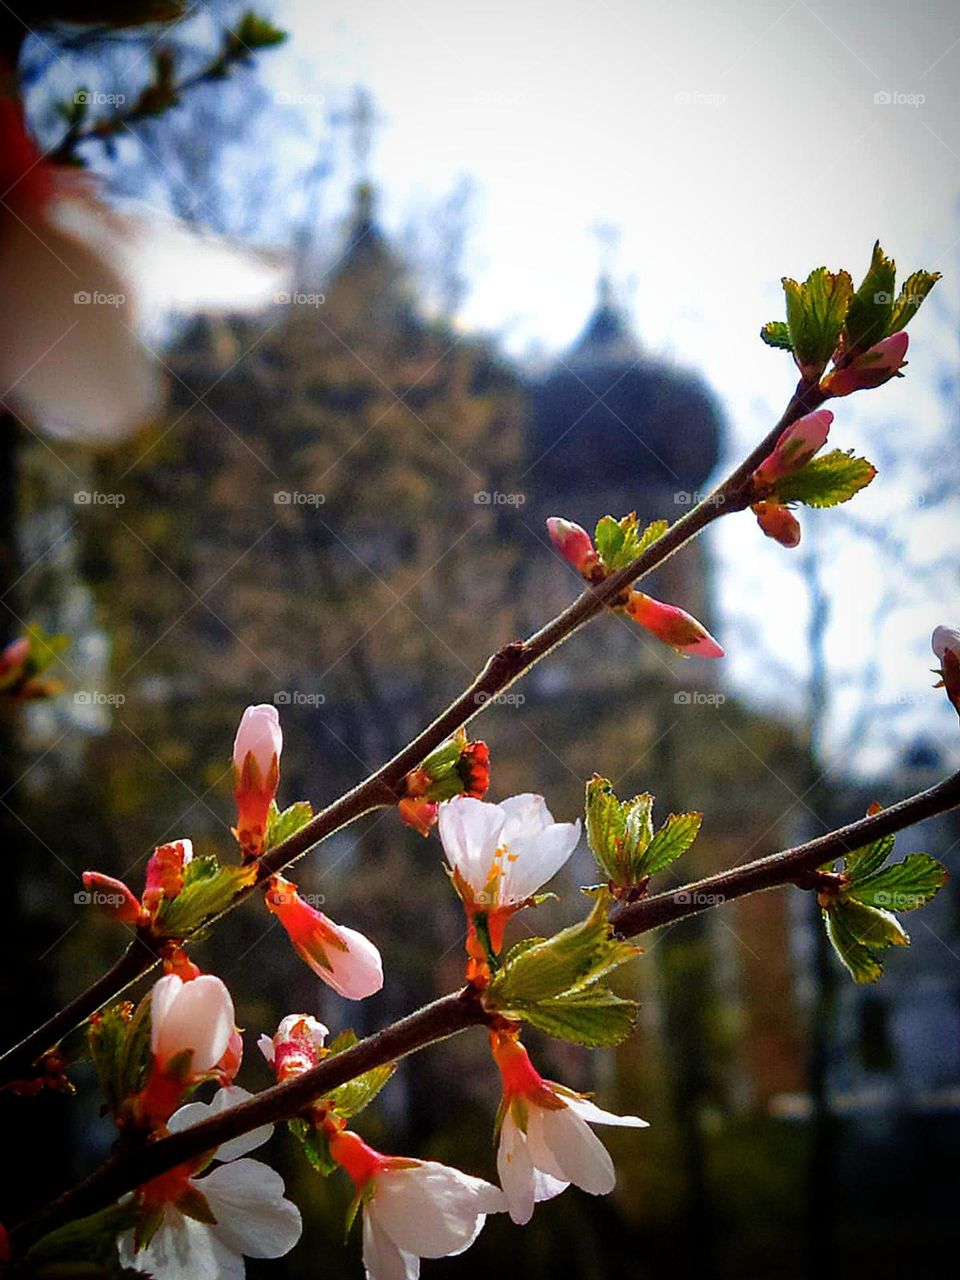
[11, 761, 956, 1253]
[0, 378, 825, 1086]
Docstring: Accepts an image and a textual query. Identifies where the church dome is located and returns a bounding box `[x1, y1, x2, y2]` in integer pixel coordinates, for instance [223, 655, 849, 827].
[529, 280, 724, 500]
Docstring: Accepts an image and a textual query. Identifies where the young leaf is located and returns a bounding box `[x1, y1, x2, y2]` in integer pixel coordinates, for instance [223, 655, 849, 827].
[837, 898, 909, 949]
[88, 1003, 134, 1114]
[888, 269, 941, 334]
[264, 799, 314, 851]
[24, 1200, 143, 1270]
[824, 904, 884, 984]
[327, 1063, 397, 1119]
[154, 857, 258, 936]
[843, 241, 897, 354]
[773, 450, 876, 508]
[846, 853, 947, 912]
[782, 267, 853, 378]
[593, 513, 666, 573]
[760, 320, 793, 351]
[844, 832, 895, 881]
[288, 1117, 337, 1176]
[641, 811, 703, 875]
[505, 986, 639, 1047]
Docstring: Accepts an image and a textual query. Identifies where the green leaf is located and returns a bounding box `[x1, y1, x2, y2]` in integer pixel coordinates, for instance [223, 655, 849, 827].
[760, 320, 793, 351]
[487, 892, 639, 1007]
[837, 898, 909, 949]
[264, 799, 314, 851]
[843, 241, 897, 354]
[847, 854, 948, 912]
[327, 1063, 397, 1119]
[234, 11, 288, 49]
[824, 905, 884, 984]
[594, 513, 666, 573]
[887, 269, 941, 334]
[25, 1199, 143, 1269]
[773, 450, 876, 508]
[88, 1003, 134, 1114]
[288, 1116, 337, 1175]
[782, 267, 853, 378]
[116, 990, 152, 1101]
[507, 986, 639, 1047]
[154, 856, 257, 936]
[844, 832, 894, 881]
[641, 811, 703, 875]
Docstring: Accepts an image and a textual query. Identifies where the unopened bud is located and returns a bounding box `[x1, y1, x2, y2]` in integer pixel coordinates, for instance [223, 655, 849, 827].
[753, 409, 833, 488]
[625, 591, 724, 658]
[546, 517, 602, 579]
[822, 331, 908, 397]
[753, 500, 802, 548]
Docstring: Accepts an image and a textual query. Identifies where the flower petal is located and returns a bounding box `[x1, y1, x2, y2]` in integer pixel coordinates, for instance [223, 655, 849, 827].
[363, 1209, 419, 1280]
[167, 1086, 275, 1162]
[437, 797, 505, 896]
[119, 1207, 243, 1280]
[497, 1111, 567, 1225]
[317, 921, 384, 999]
[501, 820, 581, 904]
[563, 1094, 649, 1129]
[152, 975, 235, 1074]
[198, 1158, 302, 1259]
[531, 1104, 616, 1195]
[371, 1162, 504, 1258]
[498, 793, 554, 840]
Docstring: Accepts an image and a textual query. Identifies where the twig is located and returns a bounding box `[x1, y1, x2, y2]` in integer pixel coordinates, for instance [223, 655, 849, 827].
[11, 761, 957, 1251]
[0, 379, 825, 1086]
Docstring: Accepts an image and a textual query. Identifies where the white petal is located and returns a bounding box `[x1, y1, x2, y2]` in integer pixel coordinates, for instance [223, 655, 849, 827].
[257, 1033, 276, 1065]
[199, 1159, 302, 1260]
[501, 820, 581, 903]
[499, 793, 554, 839]
[152, 975, 235, 1073]
[563, 1094, 649, 1129]
[371, 1162, 504, 1258]
[149, 975, 183, 1056]
[532, 1104, 616, 1195]
[319, 922, 384, 999]
[363, 1209, 419, 1280]
[233, 704, 282, 774]
[437, 797, 505, 896]
[168, 1087, 274, 1162]
[932, 626, 960, 660]
[119, 1207, 243, 1280]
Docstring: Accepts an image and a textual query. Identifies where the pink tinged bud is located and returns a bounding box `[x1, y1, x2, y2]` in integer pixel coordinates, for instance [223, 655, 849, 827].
[149, 974, 235, 1075]
[626, 592, 724, 658]
[80, 871, 143, 925]
[932, 626, 960, 662]
[258, 1014, 329, 1080]
[753, 409, 833, 487]
[142, 839, 193, 916]
[546, 518, 601, 579]
[932, 626, 960, 719]
[753, 501, 802, 548]
[264, 876, 383, 1000]
[823, 331, 909, 397]
[233, 704, 282, 857]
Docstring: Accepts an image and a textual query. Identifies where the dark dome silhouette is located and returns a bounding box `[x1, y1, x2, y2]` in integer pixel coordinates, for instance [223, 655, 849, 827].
[529, 278, 723, 499]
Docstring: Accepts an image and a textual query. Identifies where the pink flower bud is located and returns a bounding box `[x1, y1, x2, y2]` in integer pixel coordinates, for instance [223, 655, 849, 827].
[932, 626, 960, 662]
[546, 518, 601, 579]
[150, 974, 235, 1075]
[625, 591, 724, 658]
[142, 839, 193, 917]
[233, 704, 282, 857]
[932, 626, 960, 719]
[822, 331, 908, 397]
[80, 871, 144, 926]
[258, 1014, 329, 1081]
[264, 876, 383, 999]
[753, 500, 802, 548]
[753, 409, 833, 487]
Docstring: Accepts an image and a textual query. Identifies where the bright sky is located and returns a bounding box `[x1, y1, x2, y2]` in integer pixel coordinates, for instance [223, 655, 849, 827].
[263, 0, 960, 775]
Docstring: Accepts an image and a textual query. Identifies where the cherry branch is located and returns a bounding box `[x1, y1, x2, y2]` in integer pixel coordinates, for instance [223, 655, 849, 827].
[11, 763, 958, 1252]
[0, 379, 826, 1087]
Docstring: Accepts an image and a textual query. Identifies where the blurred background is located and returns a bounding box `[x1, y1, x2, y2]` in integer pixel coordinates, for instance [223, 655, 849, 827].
[3, 2, 960, 1277]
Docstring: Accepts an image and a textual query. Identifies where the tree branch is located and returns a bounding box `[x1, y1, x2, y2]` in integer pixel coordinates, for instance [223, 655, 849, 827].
[11, 761, 957, 1252]
[0, 379, 825, 1086]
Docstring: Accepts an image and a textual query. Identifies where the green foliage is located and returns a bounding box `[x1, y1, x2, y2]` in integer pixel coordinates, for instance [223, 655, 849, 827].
[322, 1028, 397, 1119]
[760, 320, 793, 351]
[820, 828, 948, 983]
[772, 450, 876, 508]
[154, 856, 257, 937]
[232, 11, 288, 51]
[486, 891, 640, 1046]
[781, 267, 853, 378]
[87, 997, 151, 1116]
[289, 1116, 338, 1176]
[264, 799, 314, 850]
[843, 242, 897, 353]
[585, 775, 701, 889]
[24, 1200, 143, 1272]
[594, 513, 667, 574]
